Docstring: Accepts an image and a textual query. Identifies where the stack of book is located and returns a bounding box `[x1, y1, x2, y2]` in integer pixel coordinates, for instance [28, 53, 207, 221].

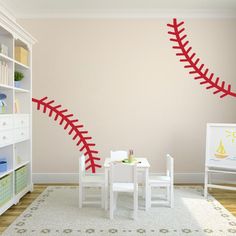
[0, 61, 9, 85]
[15, 46, 28, 65]
[0, 43, 8, 56]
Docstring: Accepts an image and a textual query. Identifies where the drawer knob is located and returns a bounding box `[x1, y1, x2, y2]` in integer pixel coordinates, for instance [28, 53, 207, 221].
[2, 122, 6, 126]
[2, 136, 6, 140]
[21, 132, 24, 136]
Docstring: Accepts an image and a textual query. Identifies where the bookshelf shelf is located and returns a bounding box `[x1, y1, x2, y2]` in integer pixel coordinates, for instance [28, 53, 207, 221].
[0, 53, 14, 63]
[0, 7, 36, 215]
[14, 60, 30, 70]
[14, 87, 30, 93]
[0, 168, 13, 178]
[15, 160, 30, 170]
[0, 84, 13, 90]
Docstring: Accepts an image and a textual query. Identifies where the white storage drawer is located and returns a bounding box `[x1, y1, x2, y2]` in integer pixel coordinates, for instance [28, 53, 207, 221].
[14, 127, 29, 143]
[0, 130, 13, 147]
[0, 115, 13, 131]
[14, 115, 30, 128]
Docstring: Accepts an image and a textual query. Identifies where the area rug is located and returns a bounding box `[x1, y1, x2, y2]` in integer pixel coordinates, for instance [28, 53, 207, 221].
[1, 186, 236, 236]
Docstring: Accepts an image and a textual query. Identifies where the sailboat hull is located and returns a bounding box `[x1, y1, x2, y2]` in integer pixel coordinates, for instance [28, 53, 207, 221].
[214, 153, 228, 159]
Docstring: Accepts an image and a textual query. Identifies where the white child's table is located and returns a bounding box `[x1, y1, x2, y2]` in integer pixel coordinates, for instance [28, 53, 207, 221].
[104, 157, 150, 211]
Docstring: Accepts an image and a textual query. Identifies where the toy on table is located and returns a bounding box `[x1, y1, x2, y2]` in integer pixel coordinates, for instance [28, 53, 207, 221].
[122, 149, 137, 164]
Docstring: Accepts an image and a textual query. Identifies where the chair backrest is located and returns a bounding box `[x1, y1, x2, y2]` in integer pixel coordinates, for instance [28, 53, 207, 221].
[110, 150, 128, 161]
[79, 154, 85, 181]
[166, 154, 174, 181]
[109, 162, 137, 184]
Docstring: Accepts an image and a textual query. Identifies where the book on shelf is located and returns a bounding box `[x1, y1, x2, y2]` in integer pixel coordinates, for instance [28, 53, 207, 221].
[0, 61, 9, 86]
[14, 98, 20, 113]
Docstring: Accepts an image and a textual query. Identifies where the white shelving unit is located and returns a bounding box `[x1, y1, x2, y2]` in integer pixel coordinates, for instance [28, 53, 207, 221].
[0, 8, 36, 215]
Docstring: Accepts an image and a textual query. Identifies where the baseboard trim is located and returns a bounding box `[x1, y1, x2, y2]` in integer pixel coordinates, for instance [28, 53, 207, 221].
[32, 172, 236, 184]
[33, 173, 79, 184]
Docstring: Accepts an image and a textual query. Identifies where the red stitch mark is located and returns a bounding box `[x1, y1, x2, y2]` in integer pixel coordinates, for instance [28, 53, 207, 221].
[32, 96, 101, 173]
[167, 18, 236, 99]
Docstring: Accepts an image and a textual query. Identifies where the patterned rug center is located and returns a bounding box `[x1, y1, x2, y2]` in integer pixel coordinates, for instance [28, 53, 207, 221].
[2, 186, 236, 236]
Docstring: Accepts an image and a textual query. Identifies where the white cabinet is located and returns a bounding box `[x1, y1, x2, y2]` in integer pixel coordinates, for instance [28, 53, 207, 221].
[14, 114, 30, 143]
[14, 127, 29, 143]
[0, 130, 13, 147]
[0, 6, 36, 215]
[0, 114, 30, 147]
[0, 115, 13, 130]
[14, 114, 29, 128]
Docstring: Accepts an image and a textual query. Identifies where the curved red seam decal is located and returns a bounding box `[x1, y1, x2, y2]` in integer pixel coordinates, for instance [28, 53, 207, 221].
[167, 18, 236, 99]
[32, 96, 101, 173]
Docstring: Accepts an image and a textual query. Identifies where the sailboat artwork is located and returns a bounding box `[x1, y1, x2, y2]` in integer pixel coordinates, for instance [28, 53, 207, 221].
[214, 140, 228, 159]
[206, 124, 236, 171]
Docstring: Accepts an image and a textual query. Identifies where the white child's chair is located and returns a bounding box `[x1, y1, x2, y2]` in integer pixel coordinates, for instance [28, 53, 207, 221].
[79, 155, 105, 208]
[109, 162, 138, 220]
[110, 150, 128, 161]
[110, 150, 144, 198]
[148, 154, 174, 208]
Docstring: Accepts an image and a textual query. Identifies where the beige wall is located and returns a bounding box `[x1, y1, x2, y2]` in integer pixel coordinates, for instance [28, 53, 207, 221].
[18, 18, 236, 175]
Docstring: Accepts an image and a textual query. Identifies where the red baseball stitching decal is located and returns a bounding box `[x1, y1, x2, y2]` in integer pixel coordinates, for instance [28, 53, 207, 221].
[167, 18, 236, 99]
[32, 96, 101, 173]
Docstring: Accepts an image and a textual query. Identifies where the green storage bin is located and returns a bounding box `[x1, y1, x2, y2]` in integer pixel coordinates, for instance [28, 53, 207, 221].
[15, 165, 28, 194]
[0, 173, 13, 207]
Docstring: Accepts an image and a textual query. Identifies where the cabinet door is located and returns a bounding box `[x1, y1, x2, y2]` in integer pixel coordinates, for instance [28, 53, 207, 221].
[0, 115, 13, 131]
[14, 127, 29, 143]
[0, 130, 13, 147]
[14, 115, 29, 128]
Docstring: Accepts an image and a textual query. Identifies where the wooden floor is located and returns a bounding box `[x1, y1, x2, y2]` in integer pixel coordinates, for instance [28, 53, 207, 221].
[0, 184, 235, 234]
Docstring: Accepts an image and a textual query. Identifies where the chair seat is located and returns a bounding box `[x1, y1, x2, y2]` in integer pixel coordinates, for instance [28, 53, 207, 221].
[81, 175, 104, 185]
[149, 175, 171, 185]
[148, 155, 174, 209]
[112, 183, 137, 192]
[79, 155, 105, 209]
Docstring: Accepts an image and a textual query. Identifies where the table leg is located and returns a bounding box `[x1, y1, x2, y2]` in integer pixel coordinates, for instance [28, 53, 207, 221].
[105, 168, 109, 210]
[145, 168, 149, 211]
[204, 167, 208, 198]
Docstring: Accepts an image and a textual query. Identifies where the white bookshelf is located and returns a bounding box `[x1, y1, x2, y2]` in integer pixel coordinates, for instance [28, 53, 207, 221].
[0, 7, 36, 215]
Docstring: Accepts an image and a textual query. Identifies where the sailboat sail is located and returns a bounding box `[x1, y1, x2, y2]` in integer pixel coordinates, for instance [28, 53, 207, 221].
[215, 140, 228, 159]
